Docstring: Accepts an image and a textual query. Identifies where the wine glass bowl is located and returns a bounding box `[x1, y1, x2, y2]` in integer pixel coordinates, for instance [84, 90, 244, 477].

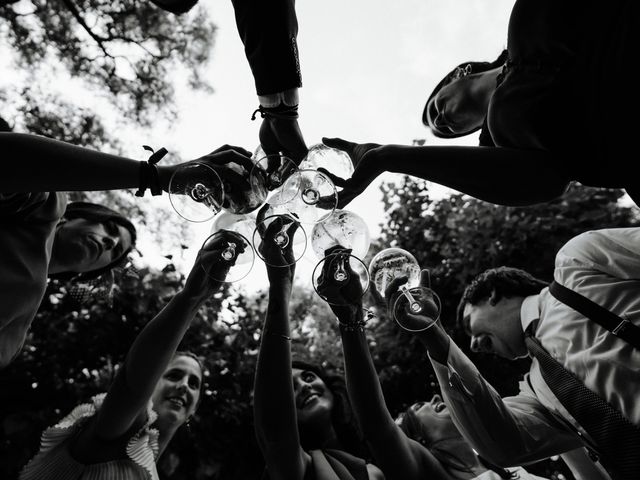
[312, 251, 369, 306]
[282, 169, 338, 224]
[311, 210, 370, 260]
[368, 248, 421, 299]
[168, 162, 225, 222]
[250, 154, 300, 206]
[300, 143, 354, 180]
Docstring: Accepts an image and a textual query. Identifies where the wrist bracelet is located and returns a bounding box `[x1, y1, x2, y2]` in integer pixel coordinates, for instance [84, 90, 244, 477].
[136, 145, 168, 197]
[251, 104, 299, 121]
[264, 331, 291, 341]
[337, 309, 373, 332]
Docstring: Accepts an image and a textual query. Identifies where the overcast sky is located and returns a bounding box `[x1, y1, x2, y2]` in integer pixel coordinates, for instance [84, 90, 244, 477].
[1, 0, 516, 290]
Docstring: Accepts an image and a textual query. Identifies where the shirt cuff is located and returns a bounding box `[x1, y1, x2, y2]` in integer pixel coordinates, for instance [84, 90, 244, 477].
[258, 88, 299, 108]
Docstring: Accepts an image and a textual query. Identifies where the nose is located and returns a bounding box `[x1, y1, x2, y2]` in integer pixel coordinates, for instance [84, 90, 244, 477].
[470, 335, 492, 353]
[100, 232, 118, 251]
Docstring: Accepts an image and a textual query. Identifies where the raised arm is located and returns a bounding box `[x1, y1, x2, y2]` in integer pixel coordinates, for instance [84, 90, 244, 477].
[0, 133, 254, 193]
[83, 231, 236, 442]
[321, 138, 568, 208]
[318, 264, 448, 480]
[386, 274, 583, 467]
[253, 218, 308, 480]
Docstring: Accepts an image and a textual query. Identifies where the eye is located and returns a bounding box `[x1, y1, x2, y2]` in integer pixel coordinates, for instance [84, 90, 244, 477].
[189, 376, 201, 390]
[302, 372, 316, 382]
[103, 220, 120, 236]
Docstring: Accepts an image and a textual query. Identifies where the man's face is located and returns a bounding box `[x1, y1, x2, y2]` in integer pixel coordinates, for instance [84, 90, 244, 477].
[462, 297, 528, 360]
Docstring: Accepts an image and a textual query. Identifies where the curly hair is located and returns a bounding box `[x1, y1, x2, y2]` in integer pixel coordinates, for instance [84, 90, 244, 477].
[423, 49, 510, 138]
[456, 266, 548, 330]
[51, 201, 137, 281]
[291, 360, 370, 460]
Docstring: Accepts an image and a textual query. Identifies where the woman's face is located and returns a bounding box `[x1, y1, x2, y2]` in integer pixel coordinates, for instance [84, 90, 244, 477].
[53, 217, 133, 273]
[151, 355, 202, 427]
[427, 75, 487, 137]
[292, 368, 335, 427]
[410, 394, 461, 444]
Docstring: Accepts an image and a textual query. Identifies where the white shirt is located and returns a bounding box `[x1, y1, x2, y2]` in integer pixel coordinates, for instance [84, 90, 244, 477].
[431, 227, 640, 480]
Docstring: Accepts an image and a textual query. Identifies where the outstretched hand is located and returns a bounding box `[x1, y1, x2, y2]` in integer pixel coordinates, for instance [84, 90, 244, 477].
[318, 137, 384, 209]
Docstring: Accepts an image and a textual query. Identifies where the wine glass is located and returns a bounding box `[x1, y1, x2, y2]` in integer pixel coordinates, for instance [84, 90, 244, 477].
[299, 143, 354, 179]
[310, 210, 371, 260]
[280, 168, 338, 224]
[168, 158, 266, 222]
[368, 247, 441, 331]
[310, 210, 371, 306]
[250, 152, 300, 206]
[312, 248, 369, 307]
[201, 212, 256, 283]
[168, 162, 225, 222]
[253, 207, 307, 268]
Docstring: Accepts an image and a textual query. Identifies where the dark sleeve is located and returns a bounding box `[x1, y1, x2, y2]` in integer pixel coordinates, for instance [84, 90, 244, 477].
[231, 0, 302, 95]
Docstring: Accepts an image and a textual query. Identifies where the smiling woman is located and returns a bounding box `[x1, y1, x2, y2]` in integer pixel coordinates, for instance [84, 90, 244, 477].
[19, 230, 238, 480]
[253, 219, 382, 480]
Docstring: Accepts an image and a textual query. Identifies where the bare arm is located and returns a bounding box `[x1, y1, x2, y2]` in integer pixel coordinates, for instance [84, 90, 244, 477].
[0, 133, 141, 192]
[0, 133, 255, 193]
[253, 220, 308, 480]
[338, 309, 450, 480]
[322, 138, 569, 208]
[87, 234, 232, 441]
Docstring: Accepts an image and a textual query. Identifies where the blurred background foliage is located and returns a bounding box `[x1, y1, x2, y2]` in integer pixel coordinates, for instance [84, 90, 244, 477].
[1, 177, 637, 479]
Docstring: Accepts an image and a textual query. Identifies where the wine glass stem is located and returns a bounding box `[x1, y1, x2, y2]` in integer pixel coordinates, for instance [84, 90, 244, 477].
[399, 285, 422, 313]
[334, 257, 349, 282]
[222, 242, 236, 261]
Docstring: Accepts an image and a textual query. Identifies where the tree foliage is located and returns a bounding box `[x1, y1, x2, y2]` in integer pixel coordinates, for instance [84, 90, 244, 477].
[0, 0, 216, 123]
[1, 177, 637, 479]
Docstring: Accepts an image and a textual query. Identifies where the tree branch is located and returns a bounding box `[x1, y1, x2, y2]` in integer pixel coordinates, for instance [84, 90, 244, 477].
[59, 0, 112, 58]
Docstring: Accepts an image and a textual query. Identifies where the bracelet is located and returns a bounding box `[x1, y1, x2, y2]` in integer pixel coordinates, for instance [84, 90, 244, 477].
[251, 103, 299, 121]
[264, 331, 291, 341]
[337, 309, 374, 332]
[135, 145, 168, 197]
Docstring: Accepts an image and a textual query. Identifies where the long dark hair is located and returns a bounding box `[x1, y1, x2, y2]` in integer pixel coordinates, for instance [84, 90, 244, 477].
[422, 49, 509, 138]
[291, 360, 369, 459]
[51, 201, 137, 281]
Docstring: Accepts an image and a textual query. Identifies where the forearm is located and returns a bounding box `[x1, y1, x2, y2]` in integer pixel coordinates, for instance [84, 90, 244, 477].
[415, 322, 451, 364]
[340, 325, 396, 438]
[377, 144, 565, 206]
[0, 133, 142, 192]
[431, 341, 582, 466]
[254, 283, 299, 444]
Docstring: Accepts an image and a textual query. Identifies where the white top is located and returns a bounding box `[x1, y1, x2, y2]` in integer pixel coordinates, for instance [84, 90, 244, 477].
[19, 393, 160, 480]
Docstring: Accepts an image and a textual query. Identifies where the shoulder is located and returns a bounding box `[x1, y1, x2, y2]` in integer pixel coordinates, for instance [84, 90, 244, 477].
[554, 227, 640, 274]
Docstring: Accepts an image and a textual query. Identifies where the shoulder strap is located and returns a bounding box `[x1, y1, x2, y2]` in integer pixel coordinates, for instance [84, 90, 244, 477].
[549, 281, 640, 350]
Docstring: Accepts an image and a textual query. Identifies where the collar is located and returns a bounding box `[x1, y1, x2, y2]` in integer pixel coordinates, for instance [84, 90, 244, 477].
[520, 293, 541, 334]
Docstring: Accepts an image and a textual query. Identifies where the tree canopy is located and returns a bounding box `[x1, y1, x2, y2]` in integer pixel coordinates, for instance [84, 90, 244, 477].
[0, 0, 216, 124]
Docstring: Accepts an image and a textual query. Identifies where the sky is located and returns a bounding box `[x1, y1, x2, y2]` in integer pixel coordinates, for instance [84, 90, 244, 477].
[1, 0, 516, 291]
[143, 0, 515, 291]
